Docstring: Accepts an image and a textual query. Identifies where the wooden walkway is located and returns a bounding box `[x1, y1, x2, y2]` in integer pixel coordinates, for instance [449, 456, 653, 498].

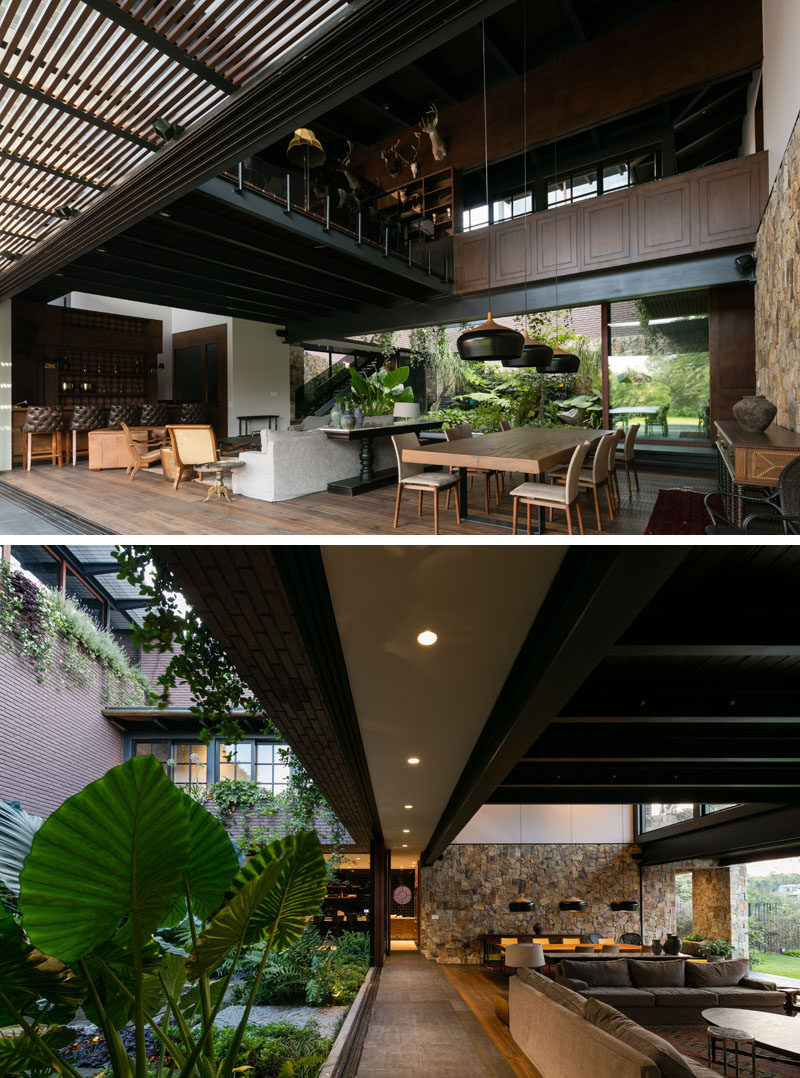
[0, 463, 713, 536]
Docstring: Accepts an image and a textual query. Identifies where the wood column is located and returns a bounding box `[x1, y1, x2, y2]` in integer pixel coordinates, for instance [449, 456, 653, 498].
[601, 301, 610, 430]
[709, 283, 756, 438]
[370, 836, 388, 967]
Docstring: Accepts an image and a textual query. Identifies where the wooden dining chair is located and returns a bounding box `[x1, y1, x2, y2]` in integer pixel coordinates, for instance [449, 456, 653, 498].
[445, 422, 500, 512]
[391, 432, 461, 535]
[549, 431, 617, 532]
[121, 422, 165, 481]
[606, 428, 624, 508]
[509, 440, 591, 535]
[617, 422, 641, 497]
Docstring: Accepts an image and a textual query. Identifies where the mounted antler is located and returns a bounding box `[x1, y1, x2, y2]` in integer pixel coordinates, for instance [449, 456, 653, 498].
[380, 139, 404, 178]
[409, 131, 422, 178]
[339, 139, 363, 192]
[420, 103, 447, 161]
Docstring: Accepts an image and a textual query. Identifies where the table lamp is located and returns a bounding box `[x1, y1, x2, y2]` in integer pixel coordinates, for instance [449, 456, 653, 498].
[393, 402, 421, 421]
[504, 942, 545, 971]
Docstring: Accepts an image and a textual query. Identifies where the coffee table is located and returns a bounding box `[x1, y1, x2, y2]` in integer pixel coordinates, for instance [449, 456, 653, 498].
[702, 1006, 800, 1064]
[196, 459, 244, 503]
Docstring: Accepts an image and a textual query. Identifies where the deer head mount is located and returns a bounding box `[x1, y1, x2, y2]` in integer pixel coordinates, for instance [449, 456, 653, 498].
[420, 104, 447, 161]
[339, 140, 363, 192]
[380, 139, 404, 178]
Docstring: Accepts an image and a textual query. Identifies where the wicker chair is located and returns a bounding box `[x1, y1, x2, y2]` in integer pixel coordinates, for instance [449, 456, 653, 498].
[166, 424, 220, 491]
[21, 405, 64, 470]
[391, 432, 460, 535]
[121, 422, 165, 481]
[67, 404, 106, 466]
[704, 455, 800, 534]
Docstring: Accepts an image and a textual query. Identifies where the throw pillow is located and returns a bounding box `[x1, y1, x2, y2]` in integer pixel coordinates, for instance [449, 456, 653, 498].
[559, 958, 633, 987]
[517, 968, 585, 1016]
[685, 958, 750, 988]
[629, 959, 686, 988]
[583, 998, 695, 1078]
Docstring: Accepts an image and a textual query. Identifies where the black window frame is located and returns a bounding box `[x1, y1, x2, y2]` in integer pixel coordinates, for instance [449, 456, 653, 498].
[126, 734, 290, 795]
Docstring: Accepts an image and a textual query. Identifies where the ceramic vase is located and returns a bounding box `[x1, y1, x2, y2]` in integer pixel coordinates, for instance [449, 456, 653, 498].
[341, 403, 355, 430]
[330, 401, 342, 429]
[663, 933, 681, 955]
[732, 395, 777, 432]
[353, 405, 364, 429]
[651, 938, 663, 955]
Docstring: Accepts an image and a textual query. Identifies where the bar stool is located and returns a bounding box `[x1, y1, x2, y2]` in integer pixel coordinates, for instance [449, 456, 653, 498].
[140, 403, 168, 426]
[21, 405, 64, 471]
[180, 402, 205, 424]
[107, 403, 140, 428]
[67, 404, 106, 466]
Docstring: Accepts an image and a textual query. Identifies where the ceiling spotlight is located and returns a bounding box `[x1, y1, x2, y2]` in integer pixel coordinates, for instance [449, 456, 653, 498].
[402, 844, 408, 848]
[54, 204, 80, 219]
[404, 804, 413, 809]
[407, 756, 421, 765]
[2, 251, 22, 261]
[153, 116, 184, 142]
[402, 829, 410, 834]
[417, 630, 438, 647]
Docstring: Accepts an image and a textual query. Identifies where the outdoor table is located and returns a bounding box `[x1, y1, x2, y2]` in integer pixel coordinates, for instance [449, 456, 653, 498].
[195, 459, 244, 503]
[609, 406, 660, 428]
[401, 427, 611, 533]
[322, 419, 444, 495]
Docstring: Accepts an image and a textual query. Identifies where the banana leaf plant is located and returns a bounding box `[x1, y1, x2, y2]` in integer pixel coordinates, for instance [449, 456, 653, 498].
[0, 755, 327, 1078]
[349, 365, 414, 416]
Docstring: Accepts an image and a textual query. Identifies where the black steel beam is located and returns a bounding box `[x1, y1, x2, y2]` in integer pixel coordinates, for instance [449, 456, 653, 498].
[355, 92, 416, 130]
[562, 693, 800, 719]
[501, 763, 800, 786]
[0, 195, 58, 218]
[525, 723, 800, 759]
[477, 22, 518, 80]
[79, 0, 237, 94]
[560, 0, 589, 44]
[0, 227, 38, 244]
[421, 548, 690, 866]
[0, 150, 105, 191]
[0, 72, 154, 150]
[637, 805, 800, 865]
[487, 785, 799, 805]
[405, 62, 459, 108]
[286, 248, 755, 340]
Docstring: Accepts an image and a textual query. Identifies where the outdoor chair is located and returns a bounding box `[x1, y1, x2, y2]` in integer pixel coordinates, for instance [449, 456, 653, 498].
[704, 455, 800, 535]
[445, 422, 502, 510]
[548, 431, 617, 532]
[499, 418, 512, 431]
[645, 404, 669, 436]
[616, 423, 641, 497]
[68, 404, 105, 466]
[391, 432, 461, 535]
[510, 440, 591, 536]
[21, 405, 64, 471]
[166, 424, 226, 492]
[556, 407, 585, 427]
[121, 422, 166, 481]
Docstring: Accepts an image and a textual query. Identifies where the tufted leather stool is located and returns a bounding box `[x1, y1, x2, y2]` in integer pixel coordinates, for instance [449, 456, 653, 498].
[68, 404, 106, 466]
[140, 403, 168, 426]
[21, 405, 64, 470]
[179, 402, 205, 424]
[107, 403, 140, 428]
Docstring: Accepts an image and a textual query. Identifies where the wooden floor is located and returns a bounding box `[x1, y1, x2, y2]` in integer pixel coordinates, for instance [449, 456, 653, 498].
[441, 964, 539, 1078]
[0, 462, 713, 536]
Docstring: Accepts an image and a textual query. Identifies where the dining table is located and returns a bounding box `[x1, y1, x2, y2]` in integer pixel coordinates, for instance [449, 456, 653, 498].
[401, 426, 612, 533]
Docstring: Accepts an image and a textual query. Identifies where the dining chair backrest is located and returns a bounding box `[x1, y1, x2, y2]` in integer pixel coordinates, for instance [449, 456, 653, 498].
[565, 441, 592, 503]
[575, 944, 595, 952]
[601, 944, 620, 953]
[445, 423, 472, 442]
[623, 423, 640, 461]
[392, 432, 423, 480]
[499, 419, 511, 431]
[591, 433, 615, 482]
[167, 424, 218, 467]
[607, 428, 624, 476]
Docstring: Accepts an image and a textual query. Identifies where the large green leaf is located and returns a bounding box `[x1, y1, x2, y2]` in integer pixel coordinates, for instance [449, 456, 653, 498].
[187, 855, 286, 981]
[0, 919, 85, 1014]
[380, 366, 409, 389]
[0, 1028, 74, 1078]
[225, 832, 326, 952]
[181, 794, 239, 921]
[19, 756, 190, 963]
[0, 802, 43, 895]
[80, 937, 164, 1029]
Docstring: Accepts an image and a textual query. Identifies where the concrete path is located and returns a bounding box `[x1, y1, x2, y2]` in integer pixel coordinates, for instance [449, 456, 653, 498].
[356, 951, 517, 1078]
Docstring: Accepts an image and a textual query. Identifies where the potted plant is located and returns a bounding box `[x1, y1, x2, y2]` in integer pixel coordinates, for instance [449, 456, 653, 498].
[701, 939, 734, 961]
[350, 365, 414, 422]
[680, 932, 706, 957]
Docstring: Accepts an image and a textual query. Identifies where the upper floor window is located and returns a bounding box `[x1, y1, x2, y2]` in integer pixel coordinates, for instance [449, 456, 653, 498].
[547, 151, 658, 207]
[219, 741, 290, 793]
[493, 192, 532, 222]
[133, 737, 289, 796]
[641, 803, 695, 832]
[462, 203, 489, 232]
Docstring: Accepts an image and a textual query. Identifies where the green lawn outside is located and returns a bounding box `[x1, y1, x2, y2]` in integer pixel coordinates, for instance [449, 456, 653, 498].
[753, 953, 800, 978]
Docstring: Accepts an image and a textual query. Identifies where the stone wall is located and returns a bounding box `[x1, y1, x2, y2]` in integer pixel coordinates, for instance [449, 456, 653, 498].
[755, 106, 800, 430]
[692, 865, 749, 958]
[419, 843, 641, 964]
[641, 863, 676, 942]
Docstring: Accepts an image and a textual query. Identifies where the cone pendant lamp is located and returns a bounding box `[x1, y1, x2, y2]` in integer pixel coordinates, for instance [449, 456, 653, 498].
[535, 346, 580, 374]
[504, 334, 553, 368]
[458, 312, 523, 362]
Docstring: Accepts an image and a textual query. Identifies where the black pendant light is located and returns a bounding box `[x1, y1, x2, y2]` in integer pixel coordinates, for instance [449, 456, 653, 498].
[509, 895, 535, 912]
[610, 899, 640, 912]
[535, 348, 580, 374]
[505, 337, 553, 368]
[457, 22, 522, 364]
[559, 897, 586, 911]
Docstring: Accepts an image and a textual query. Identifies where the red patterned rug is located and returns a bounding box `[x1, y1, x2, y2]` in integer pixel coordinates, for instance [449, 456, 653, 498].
[646, 1024, 800, 1076]
[643, 488, 711, 535]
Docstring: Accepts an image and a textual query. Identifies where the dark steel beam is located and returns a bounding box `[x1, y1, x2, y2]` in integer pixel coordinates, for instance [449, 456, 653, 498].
[0, 72, 154, 150]
[554, 714, 800, 725]
[405, 62, 459, 108]
[610, 644, 800, 657]
[286, 248, 755, 340]
[637, 805, 800, 865]
[0, 195, 58, 218]
[355, 92, 416, 130]
[476, 22, 518, 80]
[79, 0, 237, 94]
[0, 150, 105, 190]
[673, 84, 748, 131]
[487, 785, 799, 805]
[0, 227, 38, 244]
[559, 0, 589, 44]
[501, 762, 800, 785]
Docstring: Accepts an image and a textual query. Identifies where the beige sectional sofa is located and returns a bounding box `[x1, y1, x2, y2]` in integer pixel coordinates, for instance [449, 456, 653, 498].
[554, 957, 783, 1024]
[510, 969, 722, 1078]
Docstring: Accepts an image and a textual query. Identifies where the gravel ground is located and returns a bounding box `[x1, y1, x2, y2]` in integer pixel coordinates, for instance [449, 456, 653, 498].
[213, 1003, 348, 1038]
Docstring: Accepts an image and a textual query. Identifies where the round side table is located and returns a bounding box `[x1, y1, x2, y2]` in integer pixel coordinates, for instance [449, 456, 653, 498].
[707, 1025, 756, 1077]
[196, 459, 244, 503]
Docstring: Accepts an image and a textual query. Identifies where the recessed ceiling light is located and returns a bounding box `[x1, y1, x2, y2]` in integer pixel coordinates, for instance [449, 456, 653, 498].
[403, 829, 410, 833]
[407, 756, 421, 765]
[417, 630, 438, 647]
[404, 804, 413, 809]
[402, 843, 408, 847]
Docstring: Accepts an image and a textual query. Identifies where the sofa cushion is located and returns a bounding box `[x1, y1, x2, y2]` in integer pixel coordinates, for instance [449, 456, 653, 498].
[629, 960, 686, 988]
[584, 998, 696, 1078]
[517, 968, 585, 1015]
[712, 986, 784, 1006]
[646, 986, 718, 1007]
[739, 975, 778, 990]
[582, 987, 655, 1006]
[561, 958, 632, 987]
[685, 958, 749, 989]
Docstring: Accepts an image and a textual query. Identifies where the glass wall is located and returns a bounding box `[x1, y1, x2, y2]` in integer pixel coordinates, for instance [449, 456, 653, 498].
[641, 803, 695, 832]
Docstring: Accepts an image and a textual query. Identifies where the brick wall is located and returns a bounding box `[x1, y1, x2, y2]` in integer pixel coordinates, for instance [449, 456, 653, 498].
[0, 640, 130, 817]
[755, 107, 800, 429]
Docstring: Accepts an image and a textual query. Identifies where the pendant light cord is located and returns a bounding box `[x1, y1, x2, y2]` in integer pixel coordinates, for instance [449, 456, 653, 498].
[522, 0, 529, 331]
[553, 0, 560, 339]
[482, 19, 491, 314]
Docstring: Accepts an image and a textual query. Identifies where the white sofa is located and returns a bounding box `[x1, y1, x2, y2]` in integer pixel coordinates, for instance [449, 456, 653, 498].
[231, 419, 396, 502]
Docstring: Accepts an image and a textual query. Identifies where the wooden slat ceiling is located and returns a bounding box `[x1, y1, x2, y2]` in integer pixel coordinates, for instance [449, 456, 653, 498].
[0, 0, 347, 259]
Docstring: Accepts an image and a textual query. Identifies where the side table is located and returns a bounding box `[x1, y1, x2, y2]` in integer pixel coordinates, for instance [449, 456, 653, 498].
[196, 459, 244, 503]
[777, 986, 800, 1014]
[707, 1025, 755, 1076]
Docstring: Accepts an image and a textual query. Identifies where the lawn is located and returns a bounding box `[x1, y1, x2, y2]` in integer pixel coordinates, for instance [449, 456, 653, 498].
[753, 953, 800, 979]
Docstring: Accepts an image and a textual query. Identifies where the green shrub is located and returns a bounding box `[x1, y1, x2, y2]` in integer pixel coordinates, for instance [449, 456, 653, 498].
[330, 931, 369, 965]
[683, 932, 704, 941]
[184, 1023, 330, 1078]
[232, 927, 324, 1006]
[306, 959, 367, 1006]
[784, 949, 800, 957]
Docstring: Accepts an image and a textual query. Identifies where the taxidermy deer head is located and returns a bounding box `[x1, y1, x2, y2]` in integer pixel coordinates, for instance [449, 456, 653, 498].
[339, 140, 363, 192]
[409, 131, 422, 178]
[381, 139, 403, 178]
[420, 104, 447, 161]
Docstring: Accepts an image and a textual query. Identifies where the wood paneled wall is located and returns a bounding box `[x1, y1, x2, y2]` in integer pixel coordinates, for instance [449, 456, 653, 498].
[709, 283, 756, 430]
[453, 154, 767, 294]
[347, 0, 762, 189]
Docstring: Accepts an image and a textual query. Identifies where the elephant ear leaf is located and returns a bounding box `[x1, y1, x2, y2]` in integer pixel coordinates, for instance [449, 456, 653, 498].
[0, 801, 43, 895]
[381, 366, 409, 390]
[181, 793, 240, 921]
[19, 755, 190, 963]
[0, 917, 85, 1017]
[225, 831, 326, 953]
[0, 1029, 74, 1078]
[350, 368, 369, 397]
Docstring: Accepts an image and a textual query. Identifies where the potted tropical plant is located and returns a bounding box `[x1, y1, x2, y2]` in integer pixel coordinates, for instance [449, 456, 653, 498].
[350, 365, 414, 422]
[680, 932, 706, 957]
[700, 939, 734, 961]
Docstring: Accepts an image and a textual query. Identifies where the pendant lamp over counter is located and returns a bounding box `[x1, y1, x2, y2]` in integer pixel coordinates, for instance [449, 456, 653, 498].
[559, 897, 586, 911]
[457, 312, 523, 363]
[508, 894, 535, 912]
[609, 899, 640, 912]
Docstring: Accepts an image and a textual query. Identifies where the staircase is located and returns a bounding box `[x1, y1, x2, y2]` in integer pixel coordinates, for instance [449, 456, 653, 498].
[294, 351, 378, 417]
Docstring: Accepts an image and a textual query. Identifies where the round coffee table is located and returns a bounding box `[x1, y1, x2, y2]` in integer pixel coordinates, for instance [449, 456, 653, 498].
[196, 459, 244, 503]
